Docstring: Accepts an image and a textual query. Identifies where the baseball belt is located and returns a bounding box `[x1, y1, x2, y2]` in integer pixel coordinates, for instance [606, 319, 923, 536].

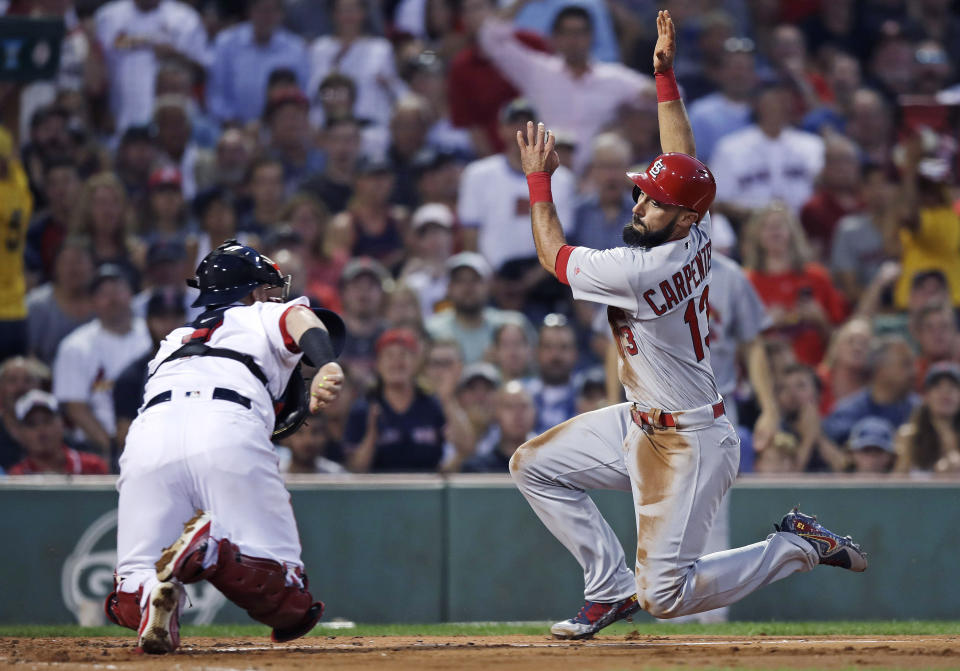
[630, 399, 724, 431]
[143, 387, 252, 411]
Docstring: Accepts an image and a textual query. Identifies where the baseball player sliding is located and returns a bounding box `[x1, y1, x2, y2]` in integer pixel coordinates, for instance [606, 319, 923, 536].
[104, 240, 346, 653]
[512, 10, 867, 639]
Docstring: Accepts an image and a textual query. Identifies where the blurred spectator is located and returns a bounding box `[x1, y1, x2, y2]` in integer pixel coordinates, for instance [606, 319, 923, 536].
[817, 317, 873, 415]
[524, 313, 578, 433]
[71, 172, 143, 290]
[867, 29, 915, 100]
[824, 336, 920, 445]
[742, 203, 847, 366]
[799, 0, 858, 68]
[141, 167, 187, 244]
[411, 148, 461, 213]
[401, 203, 455, 320]
[114, 288, 186, 450]
[19, 106, 73, 209]
[187, 187, 247, 269]
[386, 95, 434, 208]
[829, 164, 899, 304]
[846, 416, 897, 474]
[425, 252, 535, 364]
[909, 40, 952, 97]
[489, 321, 536, 382]
[206, 0, 307, 124]
[462, 380, 536, 472]
[0, 127, 34, 362]
[7, 390, 108, 475]
[458, 361, 502, 455]
[477, 5, 650, 171]
[801, 52, 862, 135]
[447, 0, 551, 156]
[458, 99, 575, 273]
[337, 257, 389, 391]
[401, 51, 473, 159]
[25, 158, 82, 284]
[152, 95, 202, 200]
[512, 0, 620, 63]
[799, 134, 863, 258]
[26, 240, 95, 366]
[613, 87, 660, 167]
[420, 339, 465, 399]
[132, 239, 198, 319]
[765, 24, 827, 115]
[113, 125, 158, 209]
[417, 338, 475, 471]
[844, 88, 894, 169]
[264, 89, 326, 194]
[238, 157, 285, 236]
[311, 72, 358, 126]
[711, 83, 825, 224]
[301, 116, 362, 216]
[154, 60, 218, 148]
[307, 0, 406, 129]
[51, 264, 152, 457]
[344, 328, 451, 472]
[279, 194, 342, 308]
[773, 363, 848, 472]
[326, 156, 407, 272]
[574, 367, 608, 414]
[94, 0, 209, 133]
[571, 133, 634, 251]
[870, 268, 951, 341]
[707, 253, 779, 448]
[276, 414, 347, 474]
[894, 362, 960, 473]
[688, 38, 757, 165]
[0, 356, 49, 471]
[892, 135, 960, 309]
[193, 128, 254, 198]
[384, 282, 425, 335]
[911, 303, 960, 382]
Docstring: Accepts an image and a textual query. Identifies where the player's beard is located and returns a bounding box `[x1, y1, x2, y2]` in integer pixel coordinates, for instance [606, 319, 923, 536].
[622, 213, 679, 249]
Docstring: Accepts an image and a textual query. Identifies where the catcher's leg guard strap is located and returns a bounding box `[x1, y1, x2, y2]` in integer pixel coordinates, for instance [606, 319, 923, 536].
[104, 586, 142, 631]
[207, 540, 321, 632]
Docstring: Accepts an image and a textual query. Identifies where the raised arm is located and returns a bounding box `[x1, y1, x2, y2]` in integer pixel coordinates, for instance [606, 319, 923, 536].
[652, 10, 696, 157]
[516, 121, 566, 277]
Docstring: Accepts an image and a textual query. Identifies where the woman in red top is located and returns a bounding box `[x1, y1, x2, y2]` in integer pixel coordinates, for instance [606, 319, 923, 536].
[742, 203, 847, 366]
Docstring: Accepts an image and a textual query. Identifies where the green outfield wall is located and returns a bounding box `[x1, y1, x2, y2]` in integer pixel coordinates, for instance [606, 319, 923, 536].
[0, 475, 956, 625]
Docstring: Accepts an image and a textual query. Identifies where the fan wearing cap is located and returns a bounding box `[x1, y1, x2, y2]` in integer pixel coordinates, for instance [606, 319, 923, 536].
[846, 417, 897, 474]
[511, 10, 867, 639]
[336, 257, 391, 391]
[263, 88, 327, 193]
[7, 390, 109, 475]
[51, 264, 152, 458]
[895, 362, 960, 474]
[400, 203, 456, 320]
[344, 328, 455, 473]
[142, 167, 187, 244]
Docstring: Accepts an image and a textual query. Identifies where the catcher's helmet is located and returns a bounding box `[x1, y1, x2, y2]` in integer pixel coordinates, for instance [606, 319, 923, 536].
[187, 239, 290, 307]
[627, 153, 716, 220]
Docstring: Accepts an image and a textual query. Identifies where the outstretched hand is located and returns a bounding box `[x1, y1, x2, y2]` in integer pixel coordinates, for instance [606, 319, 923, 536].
[653, 10, 676, 73]
[516, 121, 560, 176]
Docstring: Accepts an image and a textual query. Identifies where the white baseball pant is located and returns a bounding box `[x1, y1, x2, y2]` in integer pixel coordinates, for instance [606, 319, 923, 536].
[115, 396, 303, 607]
[510, 402, 817, 617]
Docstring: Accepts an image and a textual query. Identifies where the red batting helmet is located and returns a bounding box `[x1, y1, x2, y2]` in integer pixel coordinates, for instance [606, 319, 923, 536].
[627, 153, 716, 220]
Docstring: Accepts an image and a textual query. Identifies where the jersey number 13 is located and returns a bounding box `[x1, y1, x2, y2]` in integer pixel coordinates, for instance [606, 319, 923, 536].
[619, 287, 710, 362]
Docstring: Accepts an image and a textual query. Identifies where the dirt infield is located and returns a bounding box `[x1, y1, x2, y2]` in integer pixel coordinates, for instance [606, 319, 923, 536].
[3, 634, 959, 669]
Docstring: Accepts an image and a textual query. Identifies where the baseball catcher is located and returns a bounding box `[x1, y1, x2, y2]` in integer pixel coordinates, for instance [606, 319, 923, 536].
[104, 240, 345, 653]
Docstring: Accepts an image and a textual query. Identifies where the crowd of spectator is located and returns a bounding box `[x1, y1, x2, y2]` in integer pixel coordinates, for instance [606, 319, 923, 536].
[1, 0, 959, 477]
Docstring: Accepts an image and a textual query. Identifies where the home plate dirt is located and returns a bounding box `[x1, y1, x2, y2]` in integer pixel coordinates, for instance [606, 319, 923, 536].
[2, 635, 958, 669]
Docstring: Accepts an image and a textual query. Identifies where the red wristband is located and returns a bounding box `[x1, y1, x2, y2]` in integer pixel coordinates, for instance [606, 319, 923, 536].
[527, 171, 553, 204]
[655, 68, 680, 103]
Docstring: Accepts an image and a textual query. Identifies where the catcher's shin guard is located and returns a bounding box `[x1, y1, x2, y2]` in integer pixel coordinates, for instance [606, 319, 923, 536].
[205, 539, 324, 641]
[104, 581, 142, 630]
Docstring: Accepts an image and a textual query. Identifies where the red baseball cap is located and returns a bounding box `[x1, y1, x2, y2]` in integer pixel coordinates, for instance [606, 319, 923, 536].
[148, 166, 183, 190]
[375, 328, 420, 355]
[627, 153, 716, 220]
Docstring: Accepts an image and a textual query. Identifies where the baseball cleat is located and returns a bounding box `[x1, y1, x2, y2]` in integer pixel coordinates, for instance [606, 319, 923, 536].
[138, 581, 183, 654]
[550, 594, 640, 639]
[775, 507, 868, 572]
[156, 510, 212, 583]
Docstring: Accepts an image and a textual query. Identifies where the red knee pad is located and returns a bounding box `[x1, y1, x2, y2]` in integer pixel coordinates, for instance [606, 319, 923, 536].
[104, 581, 142, 631]
[206, 539, 322, 635]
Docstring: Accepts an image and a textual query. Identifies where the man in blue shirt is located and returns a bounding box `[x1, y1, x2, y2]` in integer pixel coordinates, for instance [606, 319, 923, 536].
[206, 0, 308, 124]
[572, 133, 635, 251]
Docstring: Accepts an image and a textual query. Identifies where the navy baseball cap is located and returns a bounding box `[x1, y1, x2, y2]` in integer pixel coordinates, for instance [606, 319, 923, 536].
[146, 288, 186, 318]
[848, 417, 895, 453]
[923, 362, 960, 389]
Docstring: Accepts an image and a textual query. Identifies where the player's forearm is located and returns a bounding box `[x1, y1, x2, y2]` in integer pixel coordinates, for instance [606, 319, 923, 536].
[746, 338, 778, 417]
[531, 201, 567, 277]
[64, 402, 112, 453]
[657, 98, 696, 157]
